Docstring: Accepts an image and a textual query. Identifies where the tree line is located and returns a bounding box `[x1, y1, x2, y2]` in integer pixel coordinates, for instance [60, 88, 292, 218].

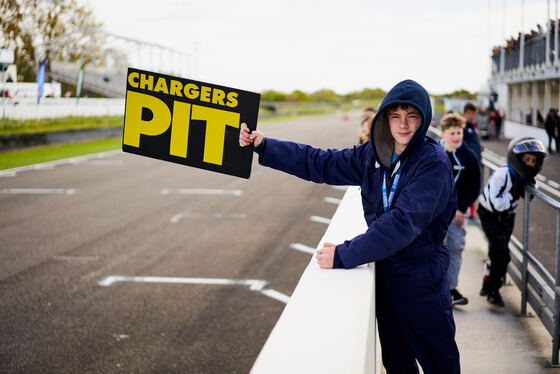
[0, 0, 104, 82]
[262, 87, 476, 103]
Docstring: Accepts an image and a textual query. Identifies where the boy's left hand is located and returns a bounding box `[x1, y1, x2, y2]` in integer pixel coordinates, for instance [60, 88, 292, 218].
[317, 242, 336, 269]
[454, 210, 465, 227]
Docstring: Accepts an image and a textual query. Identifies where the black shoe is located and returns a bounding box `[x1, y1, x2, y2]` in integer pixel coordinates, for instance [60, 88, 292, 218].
[487, 290, 505, 307]
[480, 288, 488, 296]
[450, 289, 468, 305]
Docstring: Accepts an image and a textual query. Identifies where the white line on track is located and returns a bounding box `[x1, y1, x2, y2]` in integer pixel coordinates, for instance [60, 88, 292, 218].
[52, 256, 101, 262]
[309, 215, 331, 225]
[0, 188, 76, 195]
[98, 275, 290, 304]
[80, 159, 123, 166]
[259, 289, 291, 304]
[290, 243, 315, 255]
[536, 174, 547, 182]
[161, 189, 243, 196]
[324, 197, 342, 205]
[538, 181, 560, 199]
[170, 212, 246, 223]
[548, 180, 560, 189]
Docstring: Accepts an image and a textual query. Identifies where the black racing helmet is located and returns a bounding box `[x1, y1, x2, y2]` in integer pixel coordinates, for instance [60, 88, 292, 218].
[507, 136, 548, 179]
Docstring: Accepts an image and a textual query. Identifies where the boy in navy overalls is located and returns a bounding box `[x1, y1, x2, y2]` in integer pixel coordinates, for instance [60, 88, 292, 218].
[240, 80, 460, 374]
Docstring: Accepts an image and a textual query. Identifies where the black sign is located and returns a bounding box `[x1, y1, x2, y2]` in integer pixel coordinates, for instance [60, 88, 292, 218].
[122, 68, 260, 179]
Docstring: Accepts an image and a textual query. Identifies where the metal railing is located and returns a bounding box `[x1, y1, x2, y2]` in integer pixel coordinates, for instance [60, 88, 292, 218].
[481, 157, 560, 367]
[427, 125, 560, 365]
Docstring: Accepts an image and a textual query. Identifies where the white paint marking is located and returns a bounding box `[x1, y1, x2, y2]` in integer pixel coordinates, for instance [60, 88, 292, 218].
[52, 256, 101, 262]
[34, 164, 55, 170]
[548, 180, 560, 189]
[161, 189, 242, 196]
[536, 174, 547, 182]
[98, 275, 289, 304]
[113, 334, 130, 341]
[260, 289, 291, 304]
[290, 243, 315, 255]
[0, 188, 76, 195]
[82, 159, 123, 166]
[170, 212, 246, 223]
[0, 171, 16, 177]
[324, 197, 342, 205]
[310, 215, 331, 225]
[331, 186, 348, 191]
[537, 182, 560, 199]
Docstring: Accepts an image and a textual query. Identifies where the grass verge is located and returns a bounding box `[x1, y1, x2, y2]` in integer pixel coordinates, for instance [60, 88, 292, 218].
[0, 137, 121, 170]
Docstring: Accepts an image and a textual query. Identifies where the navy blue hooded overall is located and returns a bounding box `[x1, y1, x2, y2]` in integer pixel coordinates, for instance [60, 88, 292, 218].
[254, 80, 460, 374]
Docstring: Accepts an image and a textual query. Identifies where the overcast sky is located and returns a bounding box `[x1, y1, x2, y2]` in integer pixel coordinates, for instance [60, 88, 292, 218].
[91, 0, 553, 95]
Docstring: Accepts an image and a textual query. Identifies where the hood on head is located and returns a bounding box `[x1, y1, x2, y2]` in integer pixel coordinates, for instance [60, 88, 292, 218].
[370, 79, 432, 168]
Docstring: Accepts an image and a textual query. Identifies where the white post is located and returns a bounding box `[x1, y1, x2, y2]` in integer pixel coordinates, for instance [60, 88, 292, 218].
[532, 82, 538, 125]
[500, 47, 506, 75]
[546, 80, 552, 113]
[558, 80, 560, 111]
[519, 83, 525, 122]
[547, 19, 552, 66]
[554, 0, 558, 65]
[520, 34, 525, 71]
[513, 84, 521, 122]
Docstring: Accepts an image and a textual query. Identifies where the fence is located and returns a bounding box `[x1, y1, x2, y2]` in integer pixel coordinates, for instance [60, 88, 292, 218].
[481, 157, 560, 366]
[1, 97, 125, 119]
[428, 125, 560, 364]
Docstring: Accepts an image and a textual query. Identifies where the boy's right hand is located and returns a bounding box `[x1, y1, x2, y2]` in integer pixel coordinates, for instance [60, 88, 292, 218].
[239, 123, 263, 148]
[511, 178, 526, 199]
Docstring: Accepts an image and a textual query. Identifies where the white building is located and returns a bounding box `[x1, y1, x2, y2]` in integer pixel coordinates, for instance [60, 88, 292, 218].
[489, 20, 560, 127]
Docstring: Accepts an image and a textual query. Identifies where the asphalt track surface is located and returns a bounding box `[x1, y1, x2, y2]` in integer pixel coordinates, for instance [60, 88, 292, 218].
[2, 112, 560, 373]
[0, 113, 356, 373]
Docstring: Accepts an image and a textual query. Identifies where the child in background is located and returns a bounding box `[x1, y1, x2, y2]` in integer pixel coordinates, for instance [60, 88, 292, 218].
[359, 106, 376, 144]
[478, 136, 548, 307]
[439, 113, 481, 305]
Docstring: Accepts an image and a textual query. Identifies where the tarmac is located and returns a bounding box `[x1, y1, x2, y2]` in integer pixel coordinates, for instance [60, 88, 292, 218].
[453, 222, 560, 373]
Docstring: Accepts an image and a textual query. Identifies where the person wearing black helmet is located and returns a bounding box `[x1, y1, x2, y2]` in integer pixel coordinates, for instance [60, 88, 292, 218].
[477, 136, 548, 307]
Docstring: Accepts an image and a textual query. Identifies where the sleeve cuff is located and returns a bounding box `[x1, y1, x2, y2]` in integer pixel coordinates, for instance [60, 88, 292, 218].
[254, 137, 267, 156]
[333, 247, 345, 269]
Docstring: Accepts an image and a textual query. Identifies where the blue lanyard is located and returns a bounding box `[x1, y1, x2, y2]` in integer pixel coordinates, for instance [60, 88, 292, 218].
[382, 160, 406, 213]
[452, 150, 462, 184]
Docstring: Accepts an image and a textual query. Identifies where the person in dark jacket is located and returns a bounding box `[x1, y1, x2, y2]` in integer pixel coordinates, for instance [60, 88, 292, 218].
[544, 108, 559, 153]
[240, 80, 460, 374]
[439, 113, 481, 306]
[462, 102, 482, 162]
[478, 137, 548, 307]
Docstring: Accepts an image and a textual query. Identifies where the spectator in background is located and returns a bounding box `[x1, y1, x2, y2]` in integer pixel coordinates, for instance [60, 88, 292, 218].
[545, 108, 559, 153]
[489, 109, 503, 140]
[359, 106, 376, 144]
[462, 103, 482, 220]
[462, 103, 482, 162]
[537, 110, 544, 126]
[439, 113, 481, 306]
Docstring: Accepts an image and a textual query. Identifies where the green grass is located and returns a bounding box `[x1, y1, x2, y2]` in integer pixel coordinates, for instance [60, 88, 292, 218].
[0, 138, 122, 170]
[0, 102, 374, 170]
[0, 116, 123, 135]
